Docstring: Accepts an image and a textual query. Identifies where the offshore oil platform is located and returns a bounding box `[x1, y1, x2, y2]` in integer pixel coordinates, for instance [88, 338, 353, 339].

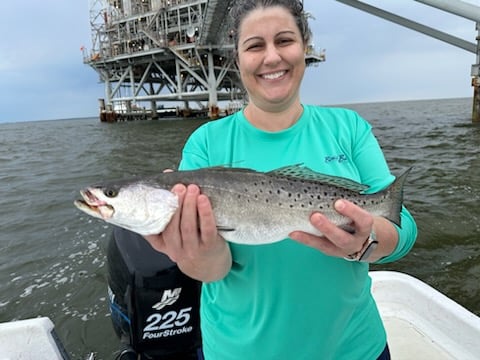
[83, 0, 326, 122]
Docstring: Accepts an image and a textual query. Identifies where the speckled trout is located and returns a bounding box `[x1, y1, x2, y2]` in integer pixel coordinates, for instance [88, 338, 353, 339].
[74, 165, 410, 245]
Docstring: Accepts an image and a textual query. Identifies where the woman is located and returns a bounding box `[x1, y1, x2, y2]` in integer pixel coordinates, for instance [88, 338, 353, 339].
[145, 1, 417, 359]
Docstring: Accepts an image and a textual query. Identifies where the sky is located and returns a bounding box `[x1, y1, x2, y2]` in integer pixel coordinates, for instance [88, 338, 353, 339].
[0, 0, 479, 123]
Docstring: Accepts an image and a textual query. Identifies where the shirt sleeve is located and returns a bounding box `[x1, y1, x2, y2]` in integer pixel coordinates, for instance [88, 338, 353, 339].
[349, 111, 418, 263]
[178, 125, 210, 170]
[376, 207, 417, 264]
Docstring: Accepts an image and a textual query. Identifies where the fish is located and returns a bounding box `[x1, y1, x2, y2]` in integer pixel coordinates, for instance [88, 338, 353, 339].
[74, 165, 410, 245]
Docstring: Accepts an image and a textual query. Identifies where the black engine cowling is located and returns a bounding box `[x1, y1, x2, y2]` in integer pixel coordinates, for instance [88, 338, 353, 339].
[107, 227, 203, 359]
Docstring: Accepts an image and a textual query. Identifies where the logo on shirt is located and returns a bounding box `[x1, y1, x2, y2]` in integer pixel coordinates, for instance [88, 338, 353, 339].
[325, 154, 348, 163]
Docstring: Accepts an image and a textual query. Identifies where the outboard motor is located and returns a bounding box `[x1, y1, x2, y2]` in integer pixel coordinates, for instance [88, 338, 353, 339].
[107, 227, 203, 360]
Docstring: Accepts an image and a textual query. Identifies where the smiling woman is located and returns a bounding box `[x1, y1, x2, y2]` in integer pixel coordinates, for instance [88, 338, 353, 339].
[142, 1, 417, 359]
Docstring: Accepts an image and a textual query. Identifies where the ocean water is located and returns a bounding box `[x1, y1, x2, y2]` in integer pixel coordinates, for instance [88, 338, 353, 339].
[0, 98, 479, 359]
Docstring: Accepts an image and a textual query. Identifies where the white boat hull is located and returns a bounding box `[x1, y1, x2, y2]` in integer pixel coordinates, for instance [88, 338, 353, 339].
[370, 271, 480, 360]
[0, 317, 67, 359]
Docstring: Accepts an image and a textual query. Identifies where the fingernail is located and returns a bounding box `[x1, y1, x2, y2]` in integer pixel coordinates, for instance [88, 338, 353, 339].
[335, 200, 345, 211]
[172, 184, 186, 194]
[187, 184, 199, 194]
[311, 212, 324, 224]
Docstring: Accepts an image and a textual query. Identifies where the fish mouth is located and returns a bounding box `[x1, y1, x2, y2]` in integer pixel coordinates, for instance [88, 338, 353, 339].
[74, 189, 114, 219]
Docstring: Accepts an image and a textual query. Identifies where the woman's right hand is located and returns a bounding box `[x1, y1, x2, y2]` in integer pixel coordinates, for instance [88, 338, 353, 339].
[144, 183, 232, 282]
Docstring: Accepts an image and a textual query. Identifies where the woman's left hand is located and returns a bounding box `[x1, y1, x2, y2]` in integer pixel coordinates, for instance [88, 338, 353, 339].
[289, 199, 385, 260]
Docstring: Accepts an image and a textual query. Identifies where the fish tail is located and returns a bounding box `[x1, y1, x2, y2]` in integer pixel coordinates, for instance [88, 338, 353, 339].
[384, 167, 412, 227]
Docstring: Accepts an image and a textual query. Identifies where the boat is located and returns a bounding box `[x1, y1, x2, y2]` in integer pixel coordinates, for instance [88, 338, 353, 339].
[0, 317, 71, 359]
[370, 271, 480, 360]
[1, 271, 480, 359]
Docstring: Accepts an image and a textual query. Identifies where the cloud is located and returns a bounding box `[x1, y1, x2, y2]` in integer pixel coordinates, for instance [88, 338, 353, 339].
[0, 1, 102, 123]
[301, 0, 476, 105]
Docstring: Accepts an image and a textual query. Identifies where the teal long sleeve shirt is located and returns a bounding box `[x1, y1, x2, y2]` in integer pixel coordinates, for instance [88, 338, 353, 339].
[179, 105, 417, 360]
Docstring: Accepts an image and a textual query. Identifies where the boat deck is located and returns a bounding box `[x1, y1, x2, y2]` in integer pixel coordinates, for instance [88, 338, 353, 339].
[384, 317, 454, 359]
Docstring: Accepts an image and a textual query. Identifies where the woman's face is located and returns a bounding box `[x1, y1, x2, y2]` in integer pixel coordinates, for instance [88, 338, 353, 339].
[237, 6, 306, 112]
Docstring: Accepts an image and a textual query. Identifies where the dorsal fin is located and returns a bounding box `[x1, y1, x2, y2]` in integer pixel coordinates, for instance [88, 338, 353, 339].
[267, 164, 370, 192]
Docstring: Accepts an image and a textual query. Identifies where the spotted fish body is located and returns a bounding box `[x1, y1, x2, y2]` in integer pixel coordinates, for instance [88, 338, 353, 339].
[74, 165, 409, 245]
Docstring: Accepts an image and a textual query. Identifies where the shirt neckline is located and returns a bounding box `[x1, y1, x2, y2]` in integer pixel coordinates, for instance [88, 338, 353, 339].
[238, 105, 309, 140]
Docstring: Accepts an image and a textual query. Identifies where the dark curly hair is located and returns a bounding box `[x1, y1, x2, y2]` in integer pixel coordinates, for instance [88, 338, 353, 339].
[229, 0, 312, 51]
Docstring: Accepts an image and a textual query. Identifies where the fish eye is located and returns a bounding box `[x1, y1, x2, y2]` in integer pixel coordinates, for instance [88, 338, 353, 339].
[104, 188, 118, 198]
